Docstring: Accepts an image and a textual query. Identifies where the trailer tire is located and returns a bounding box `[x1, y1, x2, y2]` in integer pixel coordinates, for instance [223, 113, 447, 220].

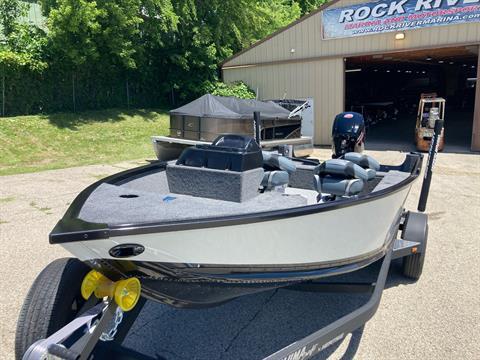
[15, 258, 90, 360]
[401, 212, 428, 280]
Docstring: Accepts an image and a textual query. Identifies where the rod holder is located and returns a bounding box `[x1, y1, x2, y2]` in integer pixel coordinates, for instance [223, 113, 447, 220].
[417, 119, 443, 212]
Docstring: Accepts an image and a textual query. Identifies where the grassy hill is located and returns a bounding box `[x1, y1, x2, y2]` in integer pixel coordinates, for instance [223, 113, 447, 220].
[0, 109, 169, 175]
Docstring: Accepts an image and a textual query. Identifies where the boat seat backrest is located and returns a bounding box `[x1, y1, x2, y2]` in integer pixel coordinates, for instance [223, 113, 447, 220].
[344, 152, 380, 171]
[261, 171, 289, 190]
[315, 159, 369, 182]
[262, 152, 297, 174]
[313, 159, 367, 197]
[343, 152, 379, 180]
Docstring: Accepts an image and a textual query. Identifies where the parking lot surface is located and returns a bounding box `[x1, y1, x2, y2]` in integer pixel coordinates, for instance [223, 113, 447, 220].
[1, 149, 479, 359]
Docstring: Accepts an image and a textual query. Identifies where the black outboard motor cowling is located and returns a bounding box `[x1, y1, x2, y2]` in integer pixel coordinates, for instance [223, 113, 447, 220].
[331, 112, 366, 158]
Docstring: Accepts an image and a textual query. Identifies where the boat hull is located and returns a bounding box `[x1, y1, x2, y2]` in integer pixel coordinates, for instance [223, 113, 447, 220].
[52, 152, 422, 308]
[61, 186, 409, 308]
[62, 186, 409, 266]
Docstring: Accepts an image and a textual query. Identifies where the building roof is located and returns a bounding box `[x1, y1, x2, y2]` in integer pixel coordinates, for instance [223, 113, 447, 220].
[221, 0, 339, 67]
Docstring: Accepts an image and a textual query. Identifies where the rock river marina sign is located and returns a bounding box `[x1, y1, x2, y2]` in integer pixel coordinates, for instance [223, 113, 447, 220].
[322, 0, 480, 39]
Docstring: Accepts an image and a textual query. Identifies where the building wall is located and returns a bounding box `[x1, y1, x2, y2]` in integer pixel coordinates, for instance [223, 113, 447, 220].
[223, 58, 344, 145]
[224, 0, 480, 67]
[222, 0, 480, 146]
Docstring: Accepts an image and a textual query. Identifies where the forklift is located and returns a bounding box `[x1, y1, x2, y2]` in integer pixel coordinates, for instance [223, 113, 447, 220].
[415, 93, 445, 152]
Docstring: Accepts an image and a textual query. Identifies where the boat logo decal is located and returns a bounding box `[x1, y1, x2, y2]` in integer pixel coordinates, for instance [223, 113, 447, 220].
[280, 333, 345, 360]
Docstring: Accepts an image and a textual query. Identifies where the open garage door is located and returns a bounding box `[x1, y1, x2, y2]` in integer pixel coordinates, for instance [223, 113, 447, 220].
[345, 46, 478, 152]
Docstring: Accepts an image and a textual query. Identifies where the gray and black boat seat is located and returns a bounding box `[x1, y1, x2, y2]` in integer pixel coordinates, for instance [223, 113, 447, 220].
[313, 159, 366, 197]
[262, 152, 297, 174]
[344, 152, 380, 171]
[261, 152, 297, 190]
[261, 170, 289, 190]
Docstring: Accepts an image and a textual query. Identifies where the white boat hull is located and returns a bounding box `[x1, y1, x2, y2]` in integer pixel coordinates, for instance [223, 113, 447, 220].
[62, 185, 410, 267]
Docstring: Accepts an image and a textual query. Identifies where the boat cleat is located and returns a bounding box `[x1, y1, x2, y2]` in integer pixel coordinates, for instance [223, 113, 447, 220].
[81, 270, 141, 312]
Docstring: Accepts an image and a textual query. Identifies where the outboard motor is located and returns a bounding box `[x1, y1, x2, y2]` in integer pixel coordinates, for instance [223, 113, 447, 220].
[331, 112, 366, 158]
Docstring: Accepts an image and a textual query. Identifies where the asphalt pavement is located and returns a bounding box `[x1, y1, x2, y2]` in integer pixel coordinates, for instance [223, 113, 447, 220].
[0, 149, 479, 360]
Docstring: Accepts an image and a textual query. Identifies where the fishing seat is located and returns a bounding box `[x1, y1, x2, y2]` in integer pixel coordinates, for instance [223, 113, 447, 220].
[261, 171, 289, 190]
[343, 152, 380, 180]
[314, 159, 367, 197]
[260, 152, 295, 191]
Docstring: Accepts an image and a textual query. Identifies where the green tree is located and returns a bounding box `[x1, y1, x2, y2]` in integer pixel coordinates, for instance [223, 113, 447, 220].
[152, 0, 301, 102]
[0, 0, 47, 71]
[210, 81, 256, 99]
[44, 0, 143, 69]
[295, 0, 328, 15]
[0, 0, 27, 37]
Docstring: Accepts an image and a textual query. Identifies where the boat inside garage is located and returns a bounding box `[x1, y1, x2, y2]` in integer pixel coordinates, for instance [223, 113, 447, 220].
[345, 46, 478, 152]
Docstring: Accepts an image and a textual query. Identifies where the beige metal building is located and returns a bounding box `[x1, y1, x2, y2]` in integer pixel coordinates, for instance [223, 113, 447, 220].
[222, 0, 480, 151]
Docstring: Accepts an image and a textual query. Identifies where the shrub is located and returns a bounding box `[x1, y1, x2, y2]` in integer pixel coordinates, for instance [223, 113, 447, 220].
[210, 81, 256, 99]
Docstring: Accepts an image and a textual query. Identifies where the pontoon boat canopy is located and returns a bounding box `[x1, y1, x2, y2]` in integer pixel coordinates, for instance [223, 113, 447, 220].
[170, 94, 293, 119]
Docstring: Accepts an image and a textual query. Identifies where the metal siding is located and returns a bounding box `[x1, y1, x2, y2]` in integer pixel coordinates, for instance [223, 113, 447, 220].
[223, 59, 344, 145]
[222, 0, 479, 145]
[224, 0, 480, 67]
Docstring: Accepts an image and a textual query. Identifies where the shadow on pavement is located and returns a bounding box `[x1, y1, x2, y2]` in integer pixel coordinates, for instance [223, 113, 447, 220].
[93, 260, 413, 360]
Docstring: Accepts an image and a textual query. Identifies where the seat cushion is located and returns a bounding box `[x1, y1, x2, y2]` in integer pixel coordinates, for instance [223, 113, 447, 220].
[314, 175, 364, 197]
[344, 152, 380, 171]
[315, 159, 369, 182]
[262, 152, 297, 174]
[261, 171, 289, 190]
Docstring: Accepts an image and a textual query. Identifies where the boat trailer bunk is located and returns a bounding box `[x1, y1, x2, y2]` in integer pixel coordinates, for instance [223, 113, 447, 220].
[21, 119, 443, 360]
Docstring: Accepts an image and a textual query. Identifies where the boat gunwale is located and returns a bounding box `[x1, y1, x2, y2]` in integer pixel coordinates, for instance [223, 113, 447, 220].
[49, 153, 423, 244]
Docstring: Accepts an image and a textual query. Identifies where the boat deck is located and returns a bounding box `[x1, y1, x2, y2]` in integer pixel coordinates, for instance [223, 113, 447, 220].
[78, 169, 308, 226]
[77, 165, 409, 227]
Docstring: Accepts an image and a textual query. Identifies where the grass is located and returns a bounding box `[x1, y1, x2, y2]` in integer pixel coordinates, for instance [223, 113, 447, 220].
[0, 108, 169, 175]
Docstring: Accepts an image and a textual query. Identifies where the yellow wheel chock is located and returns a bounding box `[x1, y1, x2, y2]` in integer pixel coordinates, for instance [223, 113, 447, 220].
[81, 270, 141, 312]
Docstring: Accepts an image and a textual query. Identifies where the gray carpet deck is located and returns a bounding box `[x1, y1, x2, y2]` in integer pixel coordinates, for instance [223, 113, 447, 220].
[77, 167, 410, 226]
[79, 170, 307, 226]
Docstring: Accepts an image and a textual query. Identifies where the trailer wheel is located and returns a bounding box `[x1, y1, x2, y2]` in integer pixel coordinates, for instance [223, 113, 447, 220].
[15, 258, 90, 359]
[401, 212, 428, 280]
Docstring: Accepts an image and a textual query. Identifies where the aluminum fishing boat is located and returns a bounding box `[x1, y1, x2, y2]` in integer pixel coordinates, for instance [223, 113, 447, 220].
[19, 115, 445, 360]
[49, 134, 422, 309]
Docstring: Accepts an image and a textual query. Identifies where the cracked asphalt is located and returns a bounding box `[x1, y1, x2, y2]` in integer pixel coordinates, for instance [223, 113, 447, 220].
[1, 149, 479, 360]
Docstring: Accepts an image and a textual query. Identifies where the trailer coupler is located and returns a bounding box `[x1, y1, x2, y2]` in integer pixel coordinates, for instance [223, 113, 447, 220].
[23, 300, 117, 360]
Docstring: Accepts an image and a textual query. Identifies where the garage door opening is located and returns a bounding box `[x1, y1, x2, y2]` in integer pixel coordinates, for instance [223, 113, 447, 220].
[345, 46, 478, 152]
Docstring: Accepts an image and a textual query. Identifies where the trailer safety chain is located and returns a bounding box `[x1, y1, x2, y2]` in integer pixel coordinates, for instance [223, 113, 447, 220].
[100, 307, 124, 342]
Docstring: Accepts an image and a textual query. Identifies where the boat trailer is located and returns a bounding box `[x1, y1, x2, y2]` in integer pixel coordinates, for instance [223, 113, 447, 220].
[21, 121, 443, 360]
